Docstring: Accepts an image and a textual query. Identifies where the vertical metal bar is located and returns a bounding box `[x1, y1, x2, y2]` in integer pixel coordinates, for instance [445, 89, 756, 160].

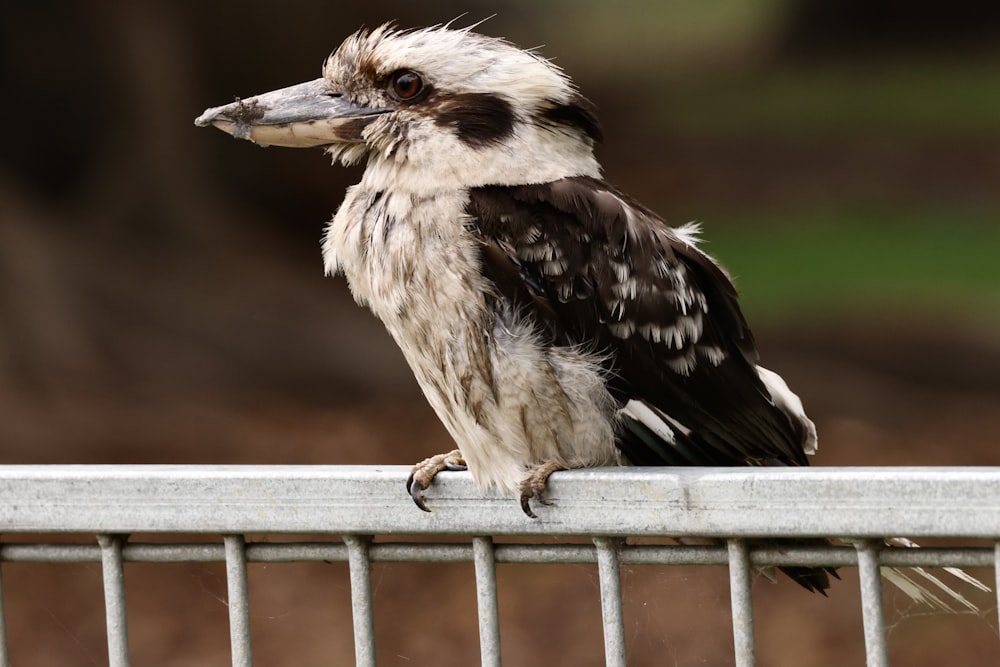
[727, 539, 756, 667]
[856, 540, 888, 667]
[0, 554, 10, 667]
[994, 541, 1000, 641]
[97, 534, 130, 667]
[344, 535, 376, 667]
[593, 537, 627, 667]
[472, 536, 502, 667]
[224, 535, 254, 667]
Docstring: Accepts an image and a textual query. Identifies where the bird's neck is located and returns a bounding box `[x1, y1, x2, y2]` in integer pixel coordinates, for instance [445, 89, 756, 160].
[358, 126, 603, 195]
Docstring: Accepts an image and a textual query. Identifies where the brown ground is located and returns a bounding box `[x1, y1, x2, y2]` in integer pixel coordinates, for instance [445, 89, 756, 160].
[2, 329, 999, 666]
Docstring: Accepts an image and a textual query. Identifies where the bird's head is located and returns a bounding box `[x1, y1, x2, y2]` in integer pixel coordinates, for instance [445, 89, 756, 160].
[196, 23, 603, 190]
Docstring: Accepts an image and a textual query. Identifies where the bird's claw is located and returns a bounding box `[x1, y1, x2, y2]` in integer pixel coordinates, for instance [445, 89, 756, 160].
[405, 472, 432, 512]
[518, 462, 563, 519]
[519, 492, 536, 519]
[519, 490, 544, 519]
[406, 449, 467, 512]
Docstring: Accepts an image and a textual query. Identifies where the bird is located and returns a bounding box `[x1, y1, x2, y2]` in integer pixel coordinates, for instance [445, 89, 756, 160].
[195, 23, 984, 603]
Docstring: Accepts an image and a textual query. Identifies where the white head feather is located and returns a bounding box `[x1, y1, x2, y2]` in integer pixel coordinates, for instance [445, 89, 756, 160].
[321, 24, 603, 191]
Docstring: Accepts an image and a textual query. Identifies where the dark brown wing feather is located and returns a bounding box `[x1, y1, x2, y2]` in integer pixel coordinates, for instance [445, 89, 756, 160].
[466, 176, 810, 468]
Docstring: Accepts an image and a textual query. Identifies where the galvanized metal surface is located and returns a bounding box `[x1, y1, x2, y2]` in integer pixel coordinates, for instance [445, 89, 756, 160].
[2, 465, 1000, 537]
[0, 465, 997, 667]
[995, 543, 1000, 642]
[593, 537, 627, 667]
[224, 535, 254, 667]
[727, 539, 756, 667]
[856, 541, 889, 667]
[97, 534, 130, 667]
[0, 540, 994, 568]
[0, 565, 8, 667]
[344, 535, 377, 667]
[472, 536, 502, 667]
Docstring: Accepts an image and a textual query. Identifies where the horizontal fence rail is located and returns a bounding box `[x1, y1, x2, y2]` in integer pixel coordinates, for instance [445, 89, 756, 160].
[2, 464, 1000, 536]
[0, 465, 998, 667]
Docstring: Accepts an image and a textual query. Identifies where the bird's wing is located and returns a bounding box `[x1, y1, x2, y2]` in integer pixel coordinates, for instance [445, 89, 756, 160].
[466, 176, 810, 467]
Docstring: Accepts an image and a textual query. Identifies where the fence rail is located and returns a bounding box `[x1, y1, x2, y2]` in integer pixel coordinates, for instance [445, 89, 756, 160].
[0, 465, 998, 667]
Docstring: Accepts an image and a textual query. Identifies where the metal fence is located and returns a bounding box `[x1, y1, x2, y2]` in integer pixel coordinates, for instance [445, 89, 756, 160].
[0, 464, 998, 667]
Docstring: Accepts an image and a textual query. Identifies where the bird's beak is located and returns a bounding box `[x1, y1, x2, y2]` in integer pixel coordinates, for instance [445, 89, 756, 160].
[195, 78, 386, 148]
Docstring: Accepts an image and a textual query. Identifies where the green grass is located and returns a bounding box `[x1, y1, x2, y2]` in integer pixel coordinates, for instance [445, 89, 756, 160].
[704, 207, 1000, 323]
[658, 58, 1000, 140]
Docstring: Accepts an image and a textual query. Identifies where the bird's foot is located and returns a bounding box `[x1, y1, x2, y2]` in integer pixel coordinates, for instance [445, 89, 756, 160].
[519, 461, 565, 519]
[406, 449, 467, 512]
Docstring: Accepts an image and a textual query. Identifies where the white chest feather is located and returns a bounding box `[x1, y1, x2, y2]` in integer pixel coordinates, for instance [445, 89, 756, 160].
[322, 188, 620, 493]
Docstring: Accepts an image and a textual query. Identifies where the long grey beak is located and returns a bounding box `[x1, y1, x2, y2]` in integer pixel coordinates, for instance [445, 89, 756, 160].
[195, 78, 386, 148]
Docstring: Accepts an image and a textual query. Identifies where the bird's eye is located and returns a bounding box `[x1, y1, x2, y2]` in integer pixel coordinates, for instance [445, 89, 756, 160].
[389, 70, 424, 101]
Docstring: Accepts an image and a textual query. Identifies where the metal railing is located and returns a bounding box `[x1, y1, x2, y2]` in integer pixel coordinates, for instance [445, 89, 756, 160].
[0, 464, 998, 667]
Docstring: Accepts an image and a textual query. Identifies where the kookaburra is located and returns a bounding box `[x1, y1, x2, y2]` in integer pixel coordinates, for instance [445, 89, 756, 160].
[198, 24, 823, 579]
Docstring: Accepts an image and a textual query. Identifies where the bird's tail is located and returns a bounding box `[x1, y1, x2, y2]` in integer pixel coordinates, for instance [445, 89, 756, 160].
[745, 537, 839, 594]
[879, 537, 991, 612]
[617, 403, 991, 609]
[765, 536, 990, 612]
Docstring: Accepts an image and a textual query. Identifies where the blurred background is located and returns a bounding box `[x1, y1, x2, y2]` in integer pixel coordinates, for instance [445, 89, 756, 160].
[2, 0, 999, 664]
